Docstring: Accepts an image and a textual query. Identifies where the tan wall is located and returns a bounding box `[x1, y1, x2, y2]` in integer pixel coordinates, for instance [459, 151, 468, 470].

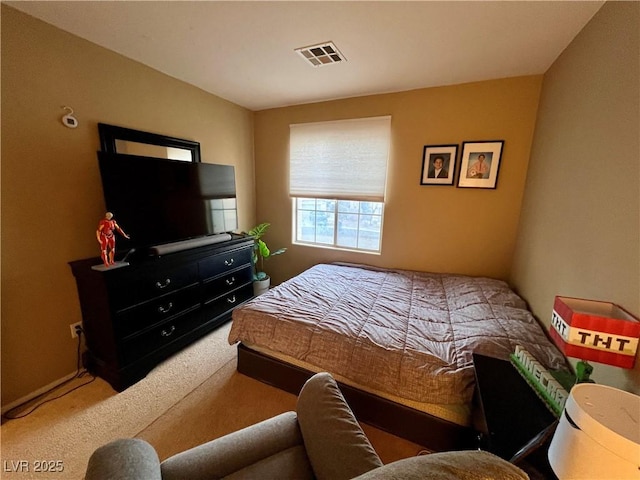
[254, 76, 542, 285]
[1, 6, 256, 406]
[511, 1, 640, 393]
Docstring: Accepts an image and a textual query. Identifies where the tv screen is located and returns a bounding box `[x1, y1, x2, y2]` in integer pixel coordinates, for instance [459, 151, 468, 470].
[98, 152, 238, 253]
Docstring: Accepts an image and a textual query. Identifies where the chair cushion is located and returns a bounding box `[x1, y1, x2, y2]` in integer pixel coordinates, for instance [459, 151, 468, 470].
[352, 451, 530, 480]
[296, 372, 383, 480]
[224, 445, 314, 480]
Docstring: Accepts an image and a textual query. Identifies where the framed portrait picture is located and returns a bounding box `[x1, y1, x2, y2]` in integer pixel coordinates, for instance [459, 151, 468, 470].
[420, 144, 458, 186]
[457, 140, 504, 189]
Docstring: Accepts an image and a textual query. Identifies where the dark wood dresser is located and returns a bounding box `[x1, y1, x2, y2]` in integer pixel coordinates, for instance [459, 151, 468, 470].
[69, 235, 254, 391]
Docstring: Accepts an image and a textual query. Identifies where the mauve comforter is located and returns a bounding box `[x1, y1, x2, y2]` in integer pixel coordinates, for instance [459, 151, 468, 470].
[228, 263, 566, 404]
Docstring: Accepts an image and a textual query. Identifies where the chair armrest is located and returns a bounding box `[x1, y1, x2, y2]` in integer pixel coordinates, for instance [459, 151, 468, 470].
[161, 411, 308, 480]
[296, 372, 383, 480]
[85, 438, 162, 480]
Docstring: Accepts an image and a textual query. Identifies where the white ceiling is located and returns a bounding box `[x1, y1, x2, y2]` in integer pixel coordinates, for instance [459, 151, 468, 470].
[7, 1, 605, 111]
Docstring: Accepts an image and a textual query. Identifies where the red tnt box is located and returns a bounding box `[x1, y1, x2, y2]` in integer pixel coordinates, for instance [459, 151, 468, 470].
[550, 296, 640, 369]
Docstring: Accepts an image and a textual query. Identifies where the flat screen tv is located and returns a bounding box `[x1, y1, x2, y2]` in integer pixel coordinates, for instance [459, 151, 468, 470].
[97, 151, 238, 255]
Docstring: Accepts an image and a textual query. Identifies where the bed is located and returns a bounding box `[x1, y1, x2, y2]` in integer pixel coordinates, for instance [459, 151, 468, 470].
[228, 263, 567, 450]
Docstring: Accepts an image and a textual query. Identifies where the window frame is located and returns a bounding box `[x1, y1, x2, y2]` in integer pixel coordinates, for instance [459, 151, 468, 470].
[292, 197, 384, 254]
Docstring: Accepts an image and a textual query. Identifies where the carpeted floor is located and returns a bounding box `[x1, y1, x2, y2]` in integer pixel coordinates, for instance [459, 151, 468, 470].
[1, 322, 423, 479]
[138, 357, 424, 465]
[139, 358, 298, 459]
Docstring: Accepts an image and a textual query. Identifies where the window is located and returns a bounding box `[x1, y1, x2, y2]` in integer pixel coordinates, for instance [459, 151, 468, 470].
[289, 116, 390, 253]
[295, 198, 384, 251]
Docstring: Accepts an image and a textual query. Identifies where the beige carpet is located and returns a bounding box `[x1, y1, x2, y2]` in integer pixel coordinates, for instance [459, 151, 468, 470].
[1, 322, 423, 479]
[138, 357, 424, 465]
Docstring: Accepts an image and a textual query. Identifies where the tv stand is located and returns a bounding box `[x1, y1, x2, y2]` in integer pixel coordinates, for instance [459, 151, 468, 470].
[69, 235, 254, 391]
[149, 233, 233, 256]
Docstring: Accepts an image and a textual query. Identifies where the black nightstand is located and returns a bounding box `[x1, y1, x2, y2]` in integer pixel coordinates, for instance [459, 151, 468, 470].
[472, 353, 559, 478]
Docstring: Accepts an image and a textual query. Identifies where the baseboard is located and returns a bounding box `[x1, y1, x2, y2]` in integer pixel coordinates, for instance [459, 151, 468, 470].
[1, 370, 80, 415]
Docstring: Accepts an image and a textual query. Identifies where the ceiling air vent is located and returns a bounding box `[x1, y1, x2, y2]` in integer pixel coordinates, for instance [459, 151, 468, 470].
[295, 41, 346, 67]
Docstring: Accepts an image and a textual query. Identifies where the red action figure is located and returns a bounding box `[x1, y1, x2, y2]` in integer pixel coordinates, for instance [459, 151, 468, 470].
[96, 212, 130, 267]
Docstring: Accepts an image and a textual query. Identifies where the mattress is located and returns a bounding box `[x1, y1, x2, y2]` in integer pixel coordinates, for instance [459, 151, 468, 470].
[228, 263, 567, 406]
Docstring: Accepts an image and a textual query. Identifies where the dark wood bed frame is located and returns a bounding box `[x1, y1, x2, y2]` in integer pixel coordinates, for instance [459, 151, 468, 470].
[237, 343, 476, 452]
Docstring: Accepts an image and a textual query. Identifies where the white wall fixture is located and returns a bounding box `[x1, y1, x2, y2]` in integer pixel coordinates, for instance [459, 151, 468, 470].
[61, 106, 78, 128]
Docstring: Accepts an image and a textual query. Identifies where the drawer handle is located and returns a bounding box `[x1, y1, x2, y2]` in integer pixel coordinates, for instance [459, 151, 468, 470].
[157, 302, 173, 314]
[155, 278, 172, 289]
[226, 295, 237, 304]
[161, 326, 176, 337]
[225, 277, 236, 286]
[224, 258, 235, 267]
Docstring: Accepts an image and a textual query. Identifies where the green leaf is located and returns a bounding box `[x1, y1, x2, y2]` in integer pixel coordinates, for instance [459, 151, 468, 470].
[248, 222, 270, 240]
[257, 239, 270, 258]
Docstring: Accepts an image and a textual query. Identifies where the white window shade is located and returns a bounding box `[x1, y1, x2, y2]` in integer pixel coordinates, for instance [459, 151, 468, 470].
[289, 116, 391, 201]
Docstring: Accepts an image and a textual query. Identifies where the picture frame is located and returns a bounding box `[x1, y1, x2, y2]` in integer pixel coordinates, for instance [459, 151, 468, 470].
[457, 140, 504, 189]
[420, 144, 458, 186]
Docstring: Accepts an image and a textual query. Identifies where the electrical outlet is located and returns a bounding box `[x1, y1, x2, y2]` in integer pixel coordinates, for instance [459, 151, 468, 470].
[70, 322, 82, 339]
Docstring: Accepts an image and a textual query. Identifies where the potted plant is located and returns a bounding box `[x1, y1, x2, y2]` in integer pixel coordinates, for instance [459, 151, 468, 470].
[248, 222, 286, 296]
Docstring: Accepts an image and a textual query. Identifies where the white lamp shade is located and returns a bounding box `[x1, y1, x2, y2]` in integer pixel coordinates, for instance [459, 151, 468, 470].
[548, 384, 640, 479]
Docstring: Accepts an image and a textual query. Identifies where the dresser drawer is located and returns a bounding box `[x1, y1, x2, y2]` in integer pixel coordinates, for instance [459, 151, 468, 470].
[202, 266, 252, 303]
[199, 247, 252, 280]
[115, 285, 200, 339]
[107, 262, 198, 310]
[120, 312, 200, 365]
[201, 283, 253, 322]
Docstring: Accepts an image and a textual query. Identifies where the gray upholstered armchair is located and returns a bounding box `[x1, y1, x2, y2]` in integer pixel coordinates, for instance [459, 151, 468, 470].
[85, 373, 528, 480]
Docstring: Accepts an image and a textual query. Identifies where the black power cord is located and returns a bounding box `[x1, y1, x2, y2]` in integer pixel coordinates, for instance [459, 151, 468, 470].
[2, 327, 96, 421]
